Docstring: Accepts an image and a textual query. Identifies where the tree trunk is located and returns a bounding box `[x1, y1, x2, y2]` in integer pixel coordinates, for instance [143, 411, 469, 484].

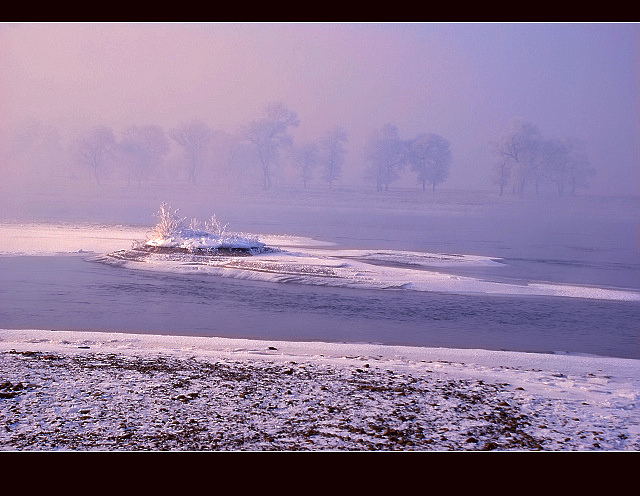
[262, 163, 271, 190]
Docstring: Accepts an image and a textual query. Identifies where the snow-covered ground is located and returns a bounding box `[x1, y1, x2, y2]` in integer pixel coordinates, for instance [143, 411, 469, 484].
[0, 221, 148, 256]
[1, 190, 639, 451]
[1, 329, 639, 451]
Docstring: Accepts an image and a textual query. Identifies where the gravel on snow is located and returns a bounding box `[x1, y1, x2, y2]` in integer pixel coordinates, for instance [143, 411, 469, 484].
[1, 330, 638, 451]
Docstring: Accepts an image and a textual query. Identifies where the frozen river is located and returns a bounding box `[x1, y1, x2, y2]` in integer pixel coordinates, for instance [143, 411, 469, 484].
[1, 254, 638, 359]
[1, 190, 638, 360]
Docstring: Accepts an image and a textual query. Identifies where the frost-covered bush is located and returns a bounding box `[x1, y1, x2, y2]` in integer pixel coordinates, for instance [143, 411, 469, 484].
[188, 218, 201, 232]
[148, 203, 186, 240]
[145, 203, 266, 253]
[205, 215, 228, 237]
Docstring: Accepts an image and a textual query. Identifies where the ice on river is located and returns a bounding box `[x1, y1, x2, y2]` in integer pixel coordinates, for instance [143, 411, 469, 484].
[1, 215, 639, 450]
[2, 221, 639, 302]
[102, 243, 640, 301]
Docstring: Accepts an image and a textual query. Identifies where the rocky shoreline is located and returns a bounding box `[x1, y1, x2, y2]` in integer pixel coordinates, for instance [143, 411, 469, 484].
[2, 343, 631, 451]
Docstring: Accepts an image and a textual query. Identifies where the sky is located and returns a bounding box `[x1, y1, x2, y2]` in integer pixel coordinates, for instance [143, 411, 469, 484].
[1, 22, 638, 195]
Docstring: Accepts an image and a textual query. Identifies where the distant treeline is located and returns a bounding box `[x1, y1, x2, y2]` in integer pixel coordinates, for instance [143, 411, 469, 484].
[7, 103, 594, 197]
[491, 119, 596, 197]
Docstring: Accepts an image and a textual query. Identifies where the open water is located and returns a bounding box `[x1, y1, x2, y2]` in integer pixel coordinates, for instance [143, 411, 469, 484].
[1, 254, 638, 359]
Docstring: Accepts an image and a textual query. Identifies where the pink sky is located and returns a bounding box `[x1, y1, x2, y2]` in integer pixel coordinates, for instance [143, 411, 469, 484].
[1, 23, 638, 194]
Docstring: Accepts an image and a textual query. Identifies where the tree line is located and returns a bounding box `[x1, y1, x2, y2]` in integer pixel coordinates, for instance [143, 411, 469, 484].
[69, 102, 351, 191]
[492, 119, 596, 197]
[65, 103, 347, 189]
[8, 105, 596, 196]
[9, 102, 454, 194]
[364, 123, 452, 192]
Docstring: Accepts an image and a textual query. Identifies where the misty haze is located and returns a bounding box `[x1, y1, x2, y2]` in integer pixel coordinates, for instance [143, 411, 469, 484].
[0, 23, 639, 451]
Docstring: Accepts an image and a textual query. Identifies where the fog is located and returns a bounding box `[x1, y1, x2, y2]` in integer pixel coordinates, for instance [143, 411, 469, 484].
[0, 23, 638, 224]
[1, 23, 640, 366]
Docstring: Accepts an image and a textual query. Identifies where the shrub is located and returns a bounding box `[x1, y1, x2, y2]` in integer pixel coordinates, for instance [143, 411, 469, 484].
[148, 203, 186, 240]
[204, 214, 228, 237]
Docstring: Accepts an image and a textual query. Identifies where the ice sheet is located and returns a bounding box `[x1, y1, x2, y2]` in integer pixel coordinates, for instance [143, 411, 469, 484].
[2, 221, 638, 302]
[100, 244, 640, 301]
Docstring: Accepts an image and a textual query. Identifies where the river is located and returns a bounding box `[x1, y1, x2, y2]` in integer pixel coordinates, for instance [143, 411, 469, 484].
[1, 254, 638, 359]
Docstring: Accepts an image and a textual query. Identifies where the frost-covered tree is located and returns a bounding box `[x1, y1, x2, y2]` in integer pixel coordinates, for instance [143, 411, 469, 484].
[242, 102, 299, 190]
[564, 137, 596, 196]
[492, 159, 511, 196]
[536, 136, 595, 196]
[364, 124, 408, 192]
[118, 124, 170, 187]
[408, 133, 452, 192]
[493, 120, 595, 197]
[494, 119, 543, 197]
[319, 126, 348, 188]
[74, 125, 117, 185]
[169, 120, 213, 185]
[289, 142, 318, 188]
[537, 137, 569, 196]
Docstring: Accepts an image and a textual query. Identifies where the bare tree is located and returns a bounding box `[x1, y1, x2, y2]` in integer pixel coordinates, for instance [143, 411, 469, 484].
[364, 124, 408, 192]
[242, 102, 299, 189]
[408, 133, 452, 192]
[119, 124, 170, 187]
[74, 126, 116, 185]
[320, 126, 348, 188]
[290, 142, 318, 188]
[169, 120, 213, 185]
